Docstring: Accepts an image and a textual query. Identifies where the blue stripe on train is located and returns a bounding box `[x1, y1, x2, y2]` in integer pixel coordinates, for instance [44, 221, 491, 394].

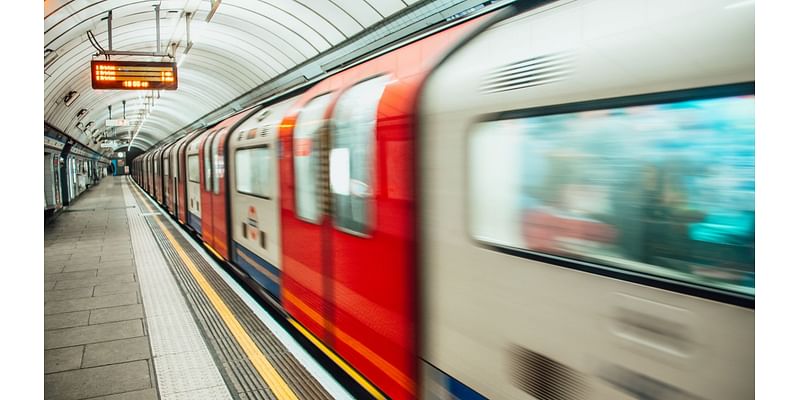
[446, 375, 487, 400]
[425, 362, 488, 400]
[187, 212, 202, 234]
[231, 242, 281, 300]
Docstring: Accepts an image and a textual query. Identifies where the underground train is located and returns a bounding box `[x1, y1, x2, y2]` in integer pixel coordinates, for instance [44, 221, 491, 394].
[45, 132, 109, 215]
[132, 1, 754, 399]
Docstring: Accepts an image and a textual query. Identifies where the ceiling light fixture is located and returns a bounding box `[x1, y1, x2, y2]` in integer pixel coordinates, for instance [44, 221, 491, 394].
[63, 90, 79, 107]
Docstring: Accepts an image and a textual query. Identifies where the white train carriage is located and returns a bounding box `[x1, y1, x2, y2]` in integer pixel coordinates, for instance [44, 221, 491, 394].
[185, 133, 203, 233]
[419, 0, 754, 399]
[227, 99, 296, 298]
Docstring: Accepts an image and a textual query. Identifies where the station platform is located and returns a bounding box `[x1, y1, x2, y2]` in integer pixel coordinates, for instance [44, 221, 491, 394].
[44, 176, 352, 400]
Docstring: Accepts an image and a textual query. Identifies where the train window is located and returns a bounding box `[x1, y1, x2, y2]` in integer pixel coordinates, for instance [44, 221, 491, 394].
[163, 158, 168, 176]
[330, 75, 391, 235]
[235, 146, 271, 198]
[294, 93, 333, 224]
[468, 92, 755, 296]
[187, 155, 200, 183]
[212, 132, 223, 194]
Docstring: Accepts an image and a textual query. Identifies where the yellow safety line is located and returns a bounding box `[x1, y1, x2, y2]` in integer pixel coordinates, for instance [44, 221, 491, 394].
[131, 185, 300, 400]
[288, 318, 388, 400]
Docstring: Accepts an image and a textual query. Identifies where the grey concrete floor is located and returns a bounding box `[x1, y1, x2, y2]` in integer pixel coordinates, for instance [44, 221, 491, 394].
[44, 177, 158, 400]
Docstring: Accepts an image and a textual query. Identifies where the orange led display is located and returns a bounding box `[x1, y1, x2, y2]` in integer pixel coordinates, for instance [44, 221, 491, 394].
[91, 60, 178, 90]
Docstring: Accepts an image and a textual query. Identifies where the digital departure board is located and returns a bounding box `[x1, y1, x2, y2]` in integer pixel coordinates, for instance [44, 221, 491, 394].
[91, 60, 178, 90]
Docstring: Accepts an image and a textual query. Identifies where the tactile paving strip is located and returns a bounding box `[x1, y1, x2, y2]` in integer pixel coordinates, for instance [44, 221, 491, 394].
[128, 181, 334, 400]
[122, 183, 233, 400]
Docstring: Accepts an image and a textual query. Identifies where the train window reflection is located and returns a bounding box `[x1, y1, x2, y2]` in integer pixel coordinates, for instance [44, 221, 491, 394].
[235, 147, 271, 199]
[469, 93, 755, 295]
[294, 93, 332, 224]
[330, 75, 391, 235]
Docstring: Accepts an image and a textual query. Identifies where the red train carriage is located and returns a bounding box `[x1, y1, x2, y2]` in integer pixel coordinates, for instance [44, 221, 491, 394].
[278, 17, 486, 400]
[197, 111, 254, 259]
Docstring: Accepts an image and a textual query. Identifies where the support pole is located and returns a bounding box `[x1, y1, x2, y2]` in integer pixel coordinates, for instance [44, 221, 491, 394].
[155, 4, 161, 54]
[107, 11, 113, 51]
[185, 12, 192, 53]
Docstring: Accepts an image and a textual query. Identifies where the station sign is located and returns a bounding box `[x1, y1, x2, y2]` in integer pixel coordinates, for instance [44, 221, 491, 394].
[100, 141, 118, 148]
[91, 60, 178, 90]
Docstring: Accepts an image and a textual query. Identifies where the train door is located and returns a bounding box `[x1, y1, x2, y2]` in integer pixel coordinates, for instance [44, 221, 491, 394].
[186, 135, 204, 232]
[155, 148, 164, 204]
[199, 129, 220, 243]
[170, 141, 180, 216]
[209, 128, 233, 258]
[280, 93, 333, 343]
[153, 151, 161, 198]
[161, 146, 171, 207]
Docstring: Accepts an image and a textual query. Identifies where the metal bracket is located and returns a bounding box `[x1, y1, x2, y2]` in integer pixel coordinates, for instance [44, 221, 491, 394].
[96, 6, 173, 58]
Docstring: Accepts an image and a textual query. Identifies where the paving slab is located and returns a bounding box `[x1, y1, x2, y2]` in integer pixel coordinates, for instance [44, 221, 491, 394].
[45, 265, 66, 274]
[44, 360, 152, 400]
[45, 291, 138, 315]
[90, 304, 144, 325]
[45, 270, 98, 282]
[45, 311, 91, 330]
[97, 267, 137, 277]
[54, 274, 136, 290]
[97, 260, 135, 269]
[62, 264, 103, 273]
[46, 253, 72, 262]
[93, 282, 140, 297]
[45, 346, 84, 374]
[45, 287, 94, 302]
[82, 336, 151, 368]
[45, 319, 144, 350]
[88, 388, 158, 400]
[101, 254, 135, 262]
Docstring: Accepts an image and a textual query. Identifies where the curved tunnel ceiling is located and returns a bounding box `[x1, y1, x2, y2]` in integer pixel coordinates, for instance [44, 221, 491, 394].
[44, 0, 428, 155]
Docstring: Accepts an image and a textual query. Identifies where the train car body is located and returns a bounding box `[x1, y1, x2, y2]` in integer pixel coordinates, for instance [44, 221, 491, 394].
[418, 0, 754, 399]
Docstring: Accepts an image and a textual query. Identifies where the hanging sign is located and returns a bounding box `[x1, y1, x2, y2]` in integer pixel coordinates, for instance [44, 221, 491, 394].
[91, 60, 178, 90]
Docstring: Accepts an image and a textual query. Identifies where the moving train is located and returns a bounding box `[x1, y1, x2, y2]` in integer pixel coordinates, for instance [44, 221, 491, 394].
[132, 1, 754, 399]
